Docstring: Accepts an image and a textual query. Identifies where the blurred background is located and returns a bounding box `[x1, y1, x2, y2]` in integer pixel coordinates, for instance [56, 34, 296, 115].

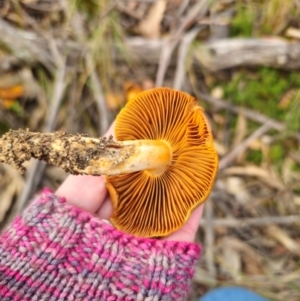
[0, 0, 300, 300]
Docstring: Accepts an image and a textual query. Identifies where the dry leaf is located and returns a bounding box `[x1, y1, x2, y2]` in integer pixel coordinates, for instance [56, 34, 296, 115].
[282, 157, 295, 185]
[225, 176, 250, 205]
[123, 81, 143, 103]
[142, 79, 154, 91]
[212, 113, 226, 125]
[137, 0, 166, 38]
[233, 111, 247, 147]
[266, 225, 300, 256]
[285, 27, 300, 40]
[0, 0, 10, 17]
[1, 99, 17, 109]
[224, 166, 285, 191]
[213, 140, 227, 156]
[211, 86, 224, 99]
[105, 92, 124, 110]
[278, 89, 297, 109]
[0, 85, 24, 99]
[2, 164, 24, 193]
[225, 237, 264, 275]
[293, 195, 300, 206]
[221, 242, 241, 279]
[0, 182, 16, 222]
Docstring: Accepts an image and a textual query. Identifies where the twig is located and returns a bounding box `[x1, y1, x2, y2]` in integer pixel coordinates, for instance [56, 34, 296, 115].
[155, 39, 178, 87]
[71, 13, 110, 134]
[198, 92, 300, 141]
[0, 19, 54, 71]
[219, 121, 273, 169]
[204, 199, 216, 277]
[173, 26, 203, 90]
[177, 0, 190, 16]
[199, 215, 300, 227]
[85, 55, 110, 134]
[0, 18, 80, 72]
[155, 0, 210, 86]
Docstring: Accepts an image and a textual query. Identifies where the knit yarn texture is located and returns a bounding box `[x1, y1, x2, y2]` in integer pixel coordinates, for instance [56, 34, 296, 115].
[0, 189, 201, 301]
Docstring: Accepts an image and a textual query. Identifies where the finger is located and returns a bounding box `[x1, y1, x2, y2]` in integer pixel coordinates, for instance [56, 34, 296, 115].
[96, 196, 113, 220]
[55, 122, 115, 213]
[163, 204, 204, 242]
[55, 175, 108, 213]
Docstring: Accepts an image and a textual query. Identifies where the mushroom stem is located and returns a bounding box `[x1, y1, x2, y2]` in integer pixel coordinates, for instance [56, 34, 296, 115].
[0, 129, 172, 176]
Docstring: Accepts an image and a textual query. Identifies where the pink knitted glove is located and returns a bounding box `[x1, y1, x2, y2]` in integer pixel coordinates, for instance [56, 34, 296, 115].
[0, 189, 201, 301]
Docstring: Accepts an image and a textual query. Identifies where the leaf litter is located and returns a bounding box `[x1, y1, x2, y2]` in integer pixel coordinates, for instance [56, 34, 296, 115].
[0, 1, 299, 300]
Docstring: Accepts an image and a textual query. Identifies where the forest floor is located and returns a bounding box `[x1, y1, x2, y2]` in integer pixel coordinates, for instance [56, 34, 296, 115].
[0, 1, 300, 300]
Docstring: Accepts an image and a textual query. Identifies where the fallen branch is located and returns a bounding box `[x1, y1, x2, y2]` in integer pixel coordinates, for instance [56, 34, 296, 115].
[3, 17, 300, 74]
[194, 38, 300, 71]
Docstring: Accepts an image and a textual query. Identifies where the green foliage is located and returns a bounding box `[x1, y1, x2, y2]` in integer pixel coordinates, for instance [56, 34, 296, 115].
[75, 0, 99, 17]
[246, 149, 263, 165]
[0, 121, 9, 135]
[292, 162, 300, 172]
[222, 67, 300, 121]
[230, 0, 298, 37]
[230, 3, 255, 37]
[9, 101, 23, 115]
[270, 144, 285, 162]
[285, 91, 300, 134]
[294, 187, 300, 195]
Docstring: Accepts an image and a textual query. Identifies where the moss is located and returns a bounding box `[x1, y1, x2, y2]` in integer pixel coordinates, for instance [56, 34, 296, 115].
[246, 149, 263, 165]
[291, 163, 300, 172]
[230, 0, 299, 37]
[0, 121, 9, 135]
[285, 92, 300, 134]
[230, 3, 255, 37]
[270, 144, 285, 162]
[75, 0, 100, 17]
[221, 67, 300, 121]
[294, 187, 300, 195]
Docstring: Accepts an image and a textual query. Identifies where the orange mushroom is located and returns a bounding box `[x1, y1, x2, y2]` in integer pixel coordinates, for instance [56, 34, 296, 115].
[106, 88, 218, 237]
[0, 88, 218, 237]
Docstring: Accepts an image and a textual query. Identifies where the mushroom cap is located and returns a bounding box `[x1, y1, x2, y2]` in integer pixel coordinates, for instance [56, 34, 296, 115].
[106, 87, 218, 237]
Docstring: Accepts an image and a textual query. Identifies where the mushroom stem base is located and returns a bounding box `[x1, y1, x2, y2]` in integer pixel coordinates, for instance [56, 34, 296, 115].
[0, 129, 172, 176]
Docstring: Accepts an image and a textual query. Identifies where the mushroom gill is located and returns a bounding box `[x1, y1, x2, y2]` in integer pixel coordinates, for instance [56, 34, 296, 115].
[106, 88, 218, 237]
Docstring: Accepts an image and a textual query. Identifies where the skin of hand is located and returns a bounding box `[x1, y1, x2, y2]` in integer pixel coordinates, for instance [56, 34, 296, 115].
[56, 123, 203, 242]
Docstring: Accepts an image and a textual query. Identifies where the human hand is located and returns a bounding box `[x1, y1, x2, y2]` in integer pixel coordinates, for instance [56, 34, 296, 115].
[56, 123, 203, 242]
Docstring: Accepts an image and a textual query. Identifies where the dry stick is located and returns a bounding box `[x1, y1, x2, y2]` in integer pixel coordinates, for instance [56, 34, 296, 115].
[173, 26, 203, 90]
[177, 0, 190, 16]
[219, 121, 273, 170]
[155, 0, 210, 87]
[85, 55, 109, 135]
[199, 215, 300, 228]
[72, 13, 109, 135]
[204, 199, 216, 278]
[194, 38, 300, 71]
[0, 19, 54, 72]
[14, 61, 68, 214]
[0, 18, 80, 73]
[199, 93, 300, 142]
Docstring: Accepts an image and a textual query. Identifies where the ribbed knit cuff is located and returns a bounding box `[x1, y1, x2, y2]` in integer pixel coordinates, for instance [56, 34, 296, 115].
[0, 189, 201, 301]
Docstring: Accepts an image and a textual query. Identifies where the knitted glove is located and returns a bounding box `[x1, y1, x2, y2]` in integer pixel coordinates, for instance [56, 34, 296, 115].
[0, 189, 201, 301]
